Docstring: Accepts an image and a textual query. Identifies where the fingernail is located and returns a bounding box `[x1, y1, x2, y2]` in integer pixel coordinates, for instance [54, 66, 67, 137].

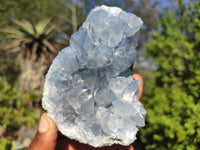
[38, 114, 49, 133]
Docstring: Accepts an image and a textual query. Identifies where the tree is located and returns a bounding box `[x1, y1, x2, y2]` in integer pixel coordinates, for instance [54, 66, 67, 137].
[1, 18, 65, 96]
[142, 0, 200, 149]
[0, 0, 86, 96]
[58, 0, 86, 35]
[0, 0, 86, 39]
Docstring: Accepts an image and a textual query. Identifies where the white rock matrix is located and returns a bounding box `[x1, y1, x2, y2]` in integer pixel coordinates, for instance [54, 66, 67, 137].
[42, 5, 146, 147]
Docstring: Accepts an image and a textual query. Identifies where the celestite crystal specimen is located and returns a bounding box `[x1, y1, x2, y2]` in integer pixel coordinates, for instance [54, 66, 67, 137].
[42, 5, 146, 147]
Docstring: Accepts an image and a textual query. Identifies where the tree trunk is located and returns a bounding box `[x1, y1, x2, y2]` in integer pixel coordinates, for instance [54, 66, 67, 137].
[18, 56, 51, 97]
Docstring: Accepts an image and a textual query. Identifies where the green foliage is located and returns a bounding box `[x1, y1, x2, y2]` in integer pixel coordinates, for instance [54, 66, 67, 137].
[142, 0, 200, 149]
[0, 77, 41, 137]
[0, 139, 15, 150]
[1, 18, 66, 61]
[0, 0, 67, 27]
[0, 139, 27, 150]
[0, 0, 85, 42]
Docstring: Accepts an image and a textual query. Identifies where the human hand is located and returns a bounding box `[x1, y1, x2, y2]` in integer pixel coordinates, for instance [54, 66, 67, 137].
[28, 113, 134, 150]
[29, 74, 143, 150]
[132, 74, 143, 101]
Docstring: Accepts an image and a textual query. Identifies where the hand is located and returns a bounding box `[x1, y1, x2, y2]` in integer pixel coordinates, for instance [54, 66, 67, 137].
[132, 74, 143, 101]
[28, 113, 134, 150]
[29, 74, 143, 150]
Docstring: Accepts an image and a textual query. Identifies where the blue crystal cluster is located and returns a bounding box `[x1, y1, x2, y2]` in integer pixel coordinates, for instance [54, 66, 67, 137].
[42, 5, 146, 147]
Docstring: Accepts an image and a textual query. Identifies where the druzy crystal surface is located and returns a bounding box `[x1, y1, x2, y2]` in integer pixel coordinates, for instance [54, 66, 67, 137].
[42, 5, 146, 147]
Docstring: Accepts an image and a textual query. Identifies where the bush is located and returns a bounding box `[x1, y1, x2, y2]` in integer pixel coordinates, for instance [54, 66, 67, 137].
[0, 77, 41, 138]
[0, 139, 14, 150]
[142, 85, 200, 149]
[141, 0, 200, 149]
[0, 139, 28, 150]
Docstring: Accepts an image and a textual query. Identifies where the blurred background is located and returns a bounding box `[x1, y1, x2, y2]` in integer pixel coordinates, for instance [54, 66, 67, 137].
[0, 0, 199, 149]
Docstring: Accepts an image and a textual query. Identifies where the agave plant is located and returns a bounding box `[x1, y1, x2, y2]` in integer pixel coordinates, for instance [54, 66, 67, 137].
[1, 18, 65, 61]
[0, 18, 67, 96]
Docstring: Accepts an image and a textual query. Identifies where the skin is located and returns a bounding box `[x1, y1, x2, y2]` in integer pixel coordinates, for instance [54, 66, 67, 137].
[132, 74, 143, 101]
[29, 74, 143, 150]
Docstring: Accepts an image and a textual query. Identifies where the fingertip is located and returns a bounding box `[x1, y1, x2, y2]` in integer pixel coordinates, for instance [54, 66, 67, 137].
[132, 74, 143, 101]
[44, 113, 58, 133]
[132, 74, 143, 83]
[28, 113, 58, 150]
[38, 113, 49, 133]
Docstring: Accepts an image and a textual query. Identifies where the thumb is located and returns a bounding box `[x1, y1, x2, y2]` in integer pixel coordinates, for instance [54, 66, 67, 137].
[28, 113, 58, 150]
[132, 74, 143, 101]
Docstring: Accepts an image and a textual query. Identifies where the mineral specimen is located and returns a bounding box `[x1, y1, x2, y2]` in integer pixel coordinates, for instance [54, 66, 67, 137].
[42, 5, 146, 147]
